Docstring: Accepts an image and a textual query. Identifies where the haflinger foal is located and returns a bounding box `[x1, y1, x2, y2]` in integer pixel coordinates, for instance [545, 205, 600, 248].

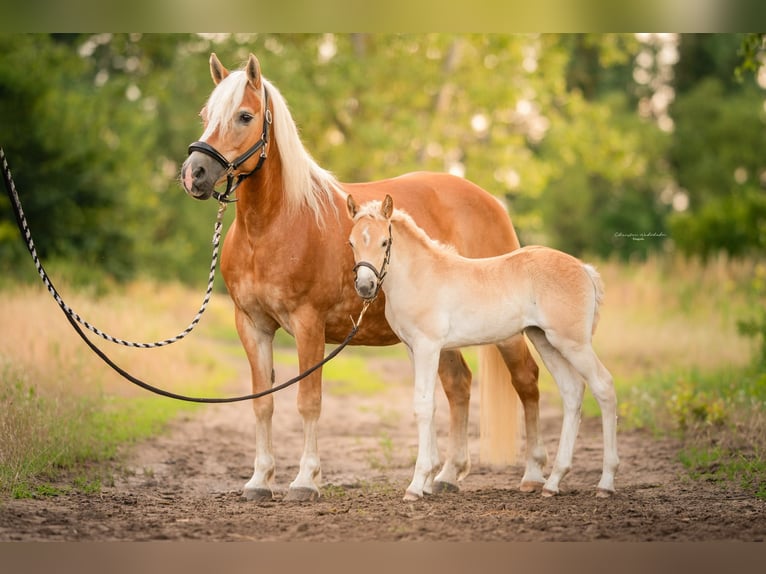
[347, 194, 619, 501]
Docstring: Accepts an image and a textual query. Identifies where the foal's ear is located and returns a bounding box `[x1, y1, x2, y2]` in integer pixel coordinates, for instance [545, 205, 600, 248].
[347, 195, 359, 218]
[209, 53, 229, 85]
[246, 54, 263, 90]
[381, 195, 394, 219]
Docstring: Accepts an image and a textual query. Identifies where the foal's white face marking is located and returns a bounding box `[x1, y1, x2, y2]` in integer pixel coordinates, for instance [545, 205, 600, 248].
[349, 218, 389, 300]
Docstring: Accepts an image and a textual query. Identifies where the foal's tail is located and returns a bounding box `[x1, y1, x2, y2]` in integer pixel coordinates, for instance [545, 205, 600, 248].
[583, 263, 605, 334]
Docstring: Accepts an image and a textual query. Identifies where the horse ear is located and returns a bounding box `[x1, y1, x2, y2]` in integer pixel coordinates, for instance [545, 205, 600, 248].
[246, 53, 262, 90]
[382, 195, 394, 219]
[209, 53, 229, 85]
[347, 195, 359, 218]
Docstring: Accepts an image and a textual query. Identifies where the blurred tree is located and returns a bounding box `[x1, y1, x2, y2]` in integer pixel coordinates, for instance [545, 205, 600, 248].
[2, 33, 762, 286]
[668, 77, 766, 258]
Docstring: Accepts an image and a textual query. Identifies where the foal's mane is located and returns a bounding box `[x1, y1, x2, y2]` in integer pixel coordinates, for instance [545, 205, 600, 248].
[354, 201, 457, 254]
[203, 70, 340, 225]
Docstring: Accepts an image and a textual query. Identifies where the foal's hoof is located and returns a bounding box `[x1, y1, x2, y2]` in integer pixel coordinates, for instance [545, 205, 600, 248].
[285, 487, 321, 502]
[432, 480, 459, 494]
[596, 488, 615, 498]
[541, 487, 559, 498]
[519, 481, 545, 493]
[403, 490, 423, 502]
[242, 488, 274, 502]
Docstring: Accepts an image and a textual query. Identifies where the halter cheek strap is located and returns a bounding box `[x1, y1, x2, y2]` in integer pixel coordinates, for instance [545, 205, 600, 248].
[352, 223, 393, 301]
[187, 87, 272, 202]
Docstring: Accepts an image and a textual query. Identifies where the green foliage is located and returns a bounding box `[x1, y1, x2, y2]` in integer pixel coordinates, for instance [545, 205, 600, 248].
[736, 263, 766, 368]
[1, 33, 764, 281]
[532, 90, 671, 258]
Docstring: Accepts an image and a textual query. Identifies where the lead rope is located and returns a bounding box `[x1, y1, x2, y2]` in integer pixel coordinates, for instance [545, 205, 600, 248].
[1, 147, 366, 403]
[1, 146, 223, 348]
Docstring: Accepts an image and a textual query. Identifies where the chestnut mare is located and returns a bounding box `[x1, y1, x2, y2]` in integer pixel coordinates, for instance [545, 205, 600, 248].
[181, 53, 543, 502]
[347, 195, 619, 499]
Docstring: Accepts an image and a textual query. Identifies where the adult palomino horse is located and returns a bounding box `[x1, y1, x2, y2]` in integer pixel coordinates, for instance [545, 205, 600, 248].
[181, 53, 543, 502]
[347, 195, 619, 500]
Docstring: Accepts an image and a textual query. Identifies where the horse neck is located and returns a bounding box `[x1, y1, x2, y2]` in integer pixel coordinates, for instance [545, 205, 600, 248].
[388, 218, 443, 279]
[235, 140, 300, 232]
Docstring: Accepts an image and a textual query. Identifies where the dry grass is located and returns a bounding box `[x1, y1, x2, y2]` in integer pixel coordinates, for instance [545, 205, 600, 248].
[0, 281, 236, 497]
[594, 254, 756, 380]
[1, 254, 762, 498]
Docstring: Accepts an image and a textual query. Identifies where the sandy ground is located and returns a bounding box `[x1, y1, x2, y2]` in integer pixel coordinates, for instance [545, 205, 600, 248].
[1, 353, 764, 542]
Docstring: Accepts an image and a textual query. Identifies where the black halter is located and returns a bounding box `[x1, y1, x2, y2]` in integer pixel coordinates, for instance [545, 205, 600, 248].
[352, 222, 393, 302]
[187, 87, 272, 203]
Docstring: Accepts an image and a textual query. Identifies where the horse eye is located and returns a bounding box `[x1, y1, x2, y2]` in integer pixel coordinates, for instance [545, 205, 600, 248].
[238, 112, 254, 124]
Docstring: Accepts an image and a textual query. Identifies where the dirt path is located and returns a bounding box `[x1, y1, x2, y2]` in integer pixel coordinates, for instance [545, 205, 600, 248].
[1, 355, 764, 542]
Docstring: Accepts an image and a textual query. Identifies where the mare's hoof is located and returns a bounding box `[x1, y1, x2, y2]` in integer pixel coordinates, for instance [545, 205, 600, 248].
[285, 487, 321, 502]
[402, 490, 422, 502]
[541, 487, 558, 498]
[519, 481, 545, 493]
[242, 488, 274, 502]
[596, 488, 615, 498]
[432, 481, 459, 494]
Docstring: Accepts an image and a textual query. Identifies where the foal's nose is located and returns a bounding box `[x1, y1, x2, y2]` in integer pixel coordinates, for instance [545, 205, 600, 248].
[354, 276, 377, 300]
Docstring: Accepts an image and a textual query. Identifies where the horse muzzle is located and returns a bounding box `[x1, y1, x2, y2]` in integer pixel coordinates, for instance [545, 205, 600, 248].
[181, 154, 225, 200]
[353, 261, 382, 300]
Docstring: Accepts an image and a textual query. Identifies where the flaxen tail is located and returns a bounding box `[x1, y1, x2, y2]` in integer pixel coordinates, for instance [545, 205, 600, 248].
[583, 263, 605, 334]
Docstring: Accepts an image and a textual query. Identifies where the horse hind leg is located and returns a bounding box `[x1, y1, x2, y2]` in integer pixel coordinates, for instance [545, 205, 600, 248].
[555, 341, 619, 497]
[432, 349, 472, 494]
[524, 328, 585, 497]
[494, 335, 547, 493]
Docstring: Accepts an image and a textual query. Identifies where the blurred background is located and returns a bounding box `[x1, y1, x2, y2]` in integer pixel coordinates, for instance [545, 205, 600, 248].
[1, 33, 764, 282]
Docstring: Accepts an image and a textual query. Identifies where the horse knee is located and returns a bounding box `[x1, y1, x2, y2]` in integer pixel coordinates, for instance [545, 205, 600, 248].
[296, 382, 322, 420]
[251, 396, 274, 419]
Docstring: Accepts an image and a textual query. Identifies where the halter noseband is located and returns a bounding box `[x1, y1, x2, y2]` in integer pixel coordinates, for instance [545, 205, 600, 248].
[187, 86, 272, 203]
[352, 222, 393, 302]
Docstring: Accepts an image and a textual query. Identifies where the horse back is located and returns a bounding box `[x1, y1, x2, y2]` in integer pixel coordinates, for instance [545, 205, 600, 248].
[341, 172, 520, 258]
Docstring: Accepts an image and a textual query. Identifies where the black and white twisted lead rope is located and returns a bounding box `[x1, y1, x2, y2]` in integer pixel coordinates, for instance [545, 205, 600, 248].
[1, 146, 225, 348]
[2, 146, 364, 403]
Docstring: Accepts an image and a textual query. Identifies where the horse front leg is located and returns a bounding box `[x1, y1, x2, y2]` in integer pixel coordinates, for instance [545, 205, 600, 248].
[432, 349, 472, 493]
[236, 308, 279, 502]
[285, 314, 326, 502]
[404, 343, 441, 501]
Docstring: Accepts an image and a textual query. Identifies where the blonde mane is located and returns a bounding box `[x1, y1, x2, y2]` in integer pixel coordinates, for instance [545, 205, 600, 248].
[203, 70, 340, 225]
[354, 201, 457, 254]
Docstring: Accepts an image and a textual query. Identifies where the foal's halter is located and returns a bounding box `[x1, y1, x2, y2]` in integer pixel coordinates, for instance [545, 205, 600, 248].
[352, 222, 393, 302]
[187, 86, 272, 203]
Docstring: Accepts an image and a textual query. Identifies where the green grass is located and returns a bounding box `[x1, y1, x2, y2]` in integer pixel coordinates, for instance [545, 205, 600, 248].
[0, 283, 235, 500]
[273, 341, 398, 397]
[0, 364, 219, 499]
[3, 255, 764, 501]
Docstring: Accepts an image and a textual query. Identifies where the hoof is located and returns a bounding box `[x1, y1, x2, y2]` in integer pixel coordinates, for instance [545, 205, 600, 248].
[432, 480, 459, 494]
[519, 481, 545, 493]
[403, 490, 422, 502]
[242, 488, 274, 502]
[285, 487, 321, 502]
[596, 488, 615, 498]
[541, 487, 558, 498]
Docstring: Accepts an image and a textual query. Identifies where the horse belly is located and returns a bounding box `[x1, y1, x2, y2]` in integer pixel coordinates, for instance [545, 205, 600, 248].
[443, 303, 526, 349]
